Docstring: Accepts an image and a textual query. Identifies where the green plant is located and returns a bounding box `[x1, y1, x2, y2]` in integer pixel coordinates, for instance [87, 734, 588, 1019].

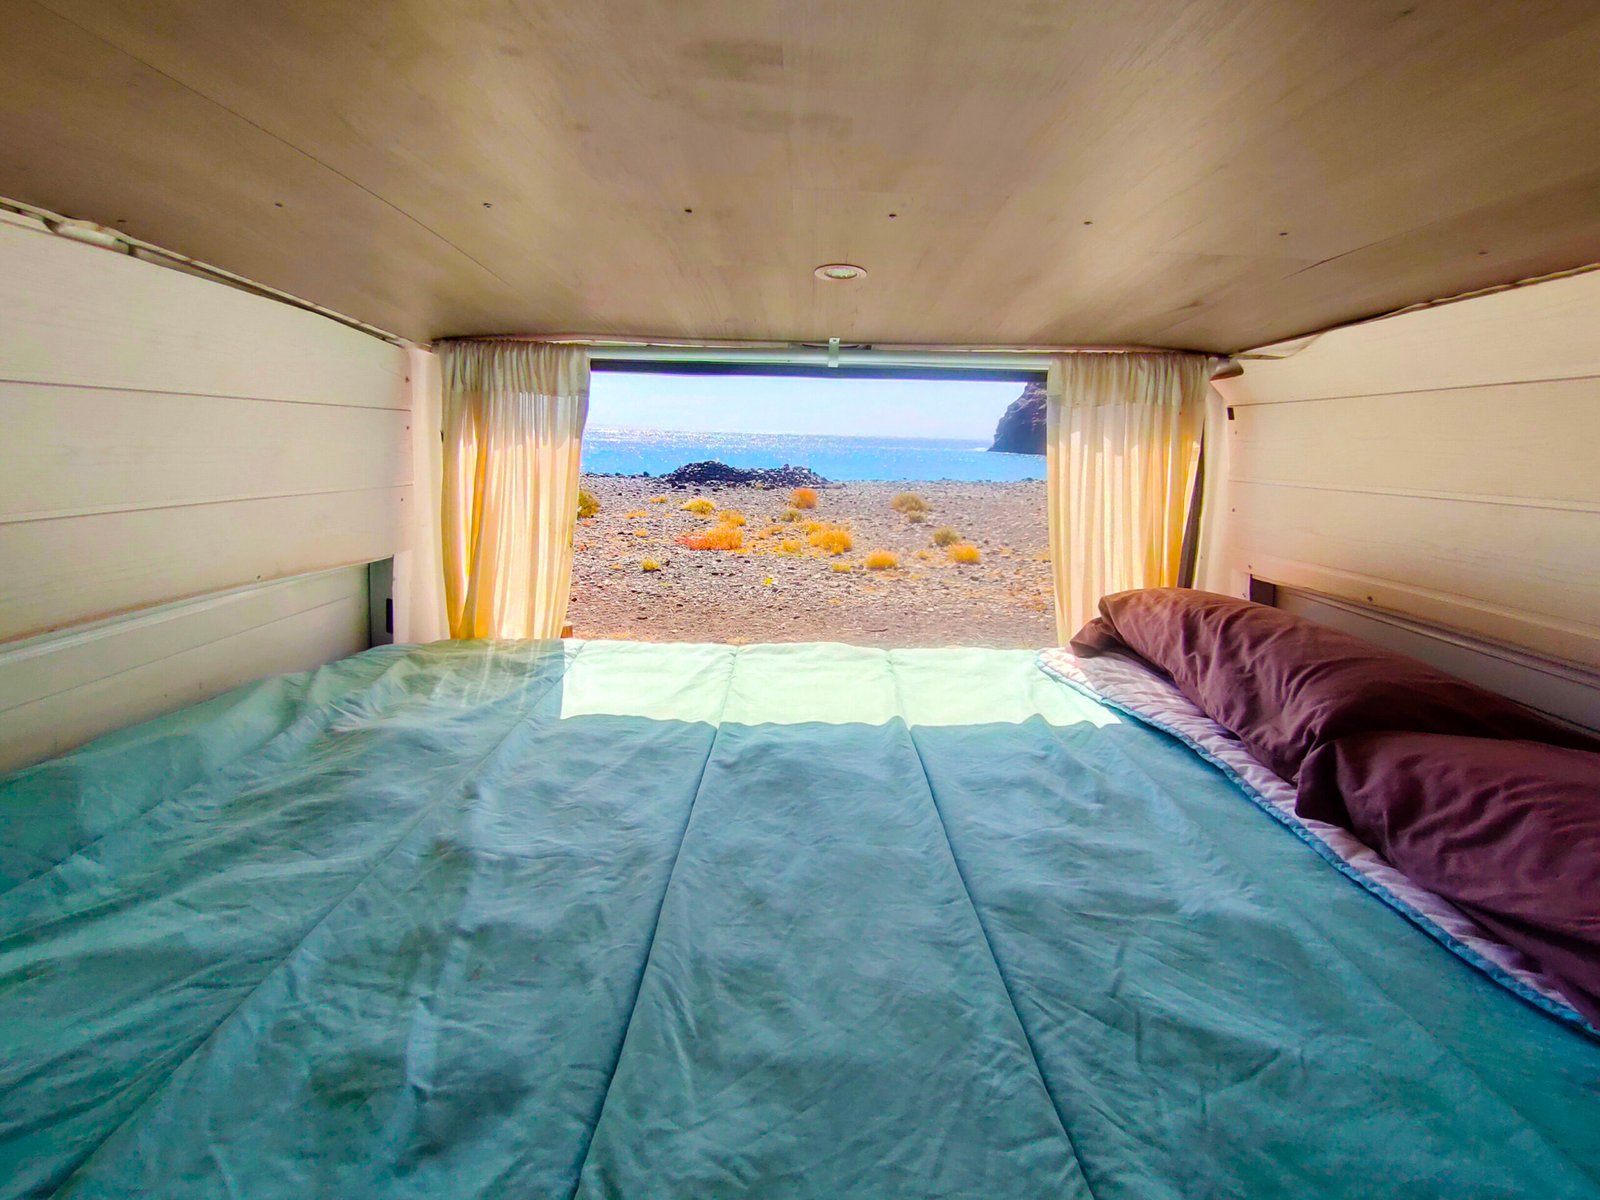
[889, 492, 929, 515]
[931, 526, 961, 547]
[577, 488, 600, 518]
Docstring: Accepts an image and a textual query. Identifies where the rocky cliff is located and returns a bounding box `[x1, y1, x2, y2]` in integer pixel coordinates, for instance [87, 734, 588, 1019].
[988, 381, 1046, 455]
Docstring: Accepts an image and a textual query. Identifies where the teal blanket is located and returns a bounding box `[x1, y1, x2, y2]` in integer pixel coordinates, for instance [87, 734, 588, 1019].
[2, 641, 1596, 1197]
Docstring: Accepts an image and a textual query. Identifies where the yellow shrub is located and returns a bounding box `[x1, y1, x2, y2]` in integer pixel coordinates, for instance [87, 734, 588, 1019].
[889, 492, 929, 515]
[718, 509, 747, 527]
[791, 487, 819, 509]
[625, 509, 648, 519]
[947, 543, 982, 564]
[577, 488, 600, 518]
[680, 497, 715, 515]
[914, 549, 936, 562]
[809, 527, 853, 555]
[633, 528, 650, 537]
[865, 550, 899, 570]
[830, 561, 854, 572]
[776, 538, 805, 555]
[777, 507, 802, 523]
[640, 559, 661, 572]
[678, 525, 743, 551]
[905, 510, 927, 524]
[649, 495, 668, 504]
[931, 526, 961, 547]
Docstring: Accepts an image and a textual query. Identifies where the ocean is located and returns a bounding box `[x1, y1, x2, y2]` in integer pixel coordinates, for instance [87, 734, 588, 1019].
[581, 427, 1045, 483]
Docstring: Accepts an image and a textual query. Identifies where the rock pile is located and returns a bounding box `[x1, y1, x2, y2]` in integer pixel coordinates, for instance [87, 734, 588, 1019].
[656, 460, 831, 489]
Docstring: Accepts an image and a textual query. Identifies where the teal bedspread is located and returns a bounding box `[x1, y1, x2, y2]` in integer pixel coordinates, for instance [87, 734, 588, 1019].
[1, 640, 1596, 1198]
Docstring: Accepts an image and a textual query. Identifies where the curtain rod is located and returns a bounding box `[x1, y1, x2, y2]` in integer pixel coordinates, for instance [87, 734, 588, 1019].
[436, 336, 1234, 377]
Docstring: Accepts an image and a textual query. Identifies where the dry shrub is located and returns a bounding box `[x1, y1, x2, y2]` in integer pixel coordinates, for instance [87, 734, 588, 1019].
[577, 488, 600, 518]
[649, 495, 668, 504]
[680, 497, 715, 515]
[625, 509, 648, 519]
[905, 510, 927, 524]
[889, 492, 929, 515]
[791, 487, 819, 509]
[777, 507, 803, 523]
[830, 562, 854, 572]
[677, 525, 744, 551]
[931, 526, 961, 547]
[718, 509, 747, 527]
[640, 559, 662, 572]
[808, 526, 853, 555]
[865, 550, 899, 570]
[914, 549, 936, 562]
[776, 537, 805, 555]
[632, 528, 650, 537]
[947, 543, 982, 565]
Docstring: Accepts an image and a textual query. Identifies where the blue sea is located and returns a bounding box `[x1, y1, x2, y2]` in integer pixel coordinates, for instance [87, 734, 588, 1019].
[582, 427, 1044, 482]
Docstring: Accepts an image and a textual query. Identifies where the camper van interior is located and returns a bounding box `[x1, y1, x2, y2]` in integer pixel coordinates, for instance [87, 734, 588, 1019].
[3, 3, 1599, 1196]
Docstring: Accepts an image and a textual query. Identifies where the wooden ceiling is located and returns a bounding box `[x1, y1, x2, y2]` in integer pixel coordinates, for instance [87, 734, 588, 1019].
[3, 1, 1599, 352]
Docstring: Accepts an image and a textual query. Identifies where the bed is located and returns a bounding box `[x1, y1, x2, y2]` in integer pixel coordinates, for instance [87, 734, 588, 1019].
[2, 639, 1598, 1198]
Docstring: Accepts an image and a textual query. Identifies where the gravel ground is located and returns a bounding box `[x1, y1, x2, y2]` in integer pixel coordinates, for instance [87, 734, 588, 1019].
[569, 475, 1054, 647]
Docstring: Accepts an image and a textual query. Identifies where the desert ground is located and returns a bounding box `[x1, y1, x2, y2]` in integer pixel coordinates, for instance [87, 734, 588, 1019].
[569, 475, 1054, 647]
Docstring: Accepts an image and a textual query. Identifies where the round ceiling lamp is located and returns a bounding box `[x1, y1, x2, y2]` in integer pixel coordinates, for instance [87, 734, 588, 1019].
[814, 263, 867, 282]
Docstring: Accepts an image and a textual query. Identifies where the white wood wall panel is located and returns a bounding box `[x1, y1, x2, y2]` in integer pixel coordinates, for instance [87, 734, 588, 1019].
[1229, 379, 1600, 509]
[1238, 270, 1600, 402]
[1, 487, 407, 641]
[0, 217, 406, 407]
[0, 383, 410, 520]
[0, 568, 368, 773]
[0, 216, 411, 767]
[1212, 270, 1600, 670]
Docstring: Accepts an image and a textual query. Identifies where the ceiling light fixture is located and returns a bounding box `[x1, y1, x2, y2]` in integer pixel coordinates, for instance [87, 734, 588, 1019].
[814, 263, 867, 282]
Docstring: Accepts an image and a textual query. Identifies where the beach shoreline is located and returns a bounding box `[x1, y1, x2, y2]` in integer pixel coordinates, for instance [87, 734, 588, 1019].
[570, 475, 1054, 647]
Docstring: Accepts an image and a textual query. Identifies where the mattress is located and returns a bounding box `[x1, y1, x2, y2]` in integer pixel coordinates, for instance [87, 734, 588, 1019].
[2, 639, 1597, 1198]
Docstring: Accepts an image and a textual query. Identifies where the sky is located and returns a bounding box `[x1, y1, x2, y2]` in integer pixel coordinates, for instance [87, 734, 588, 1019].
[589, 370, 1027, 440]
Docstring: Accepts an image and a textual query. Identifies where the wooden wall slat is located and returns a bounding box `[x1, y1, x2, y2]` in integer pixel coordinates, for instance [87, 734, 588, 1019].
[0, 383, 410, 520]
[0, 220, 407, 407]
[1235, 269, 1600, 403]
[1230, 378, 1600, 508]
[0, 567, 369, 772]
[0, 487, 409, 643]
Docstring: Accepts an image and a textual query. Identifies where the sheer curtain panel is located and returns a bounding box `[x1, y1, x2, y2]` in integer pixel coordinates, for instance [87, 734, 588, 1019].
[1046, 351, 1208, 642]
[440, 341, 589, 640]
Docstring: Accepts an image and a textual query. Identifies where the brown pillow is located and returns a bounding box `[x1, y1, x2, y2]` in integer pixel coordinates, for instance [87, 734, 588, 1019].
[1297, 732, 1600, 1026]
[1070, 588, 1596, 782]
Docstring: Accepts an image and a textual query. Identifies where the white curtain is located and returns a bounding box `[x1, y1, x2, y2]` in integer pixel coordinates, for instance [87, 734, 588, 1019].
[440, 341, 589, 640]
[1046, 351, 1208, 643]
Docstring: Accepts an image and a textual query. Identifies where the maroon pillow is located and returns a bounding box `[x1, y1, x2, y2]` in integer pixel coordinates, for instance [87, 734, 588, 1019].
[1297, 732, 1600, 1026]
[1070, 588, 1596, 782]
